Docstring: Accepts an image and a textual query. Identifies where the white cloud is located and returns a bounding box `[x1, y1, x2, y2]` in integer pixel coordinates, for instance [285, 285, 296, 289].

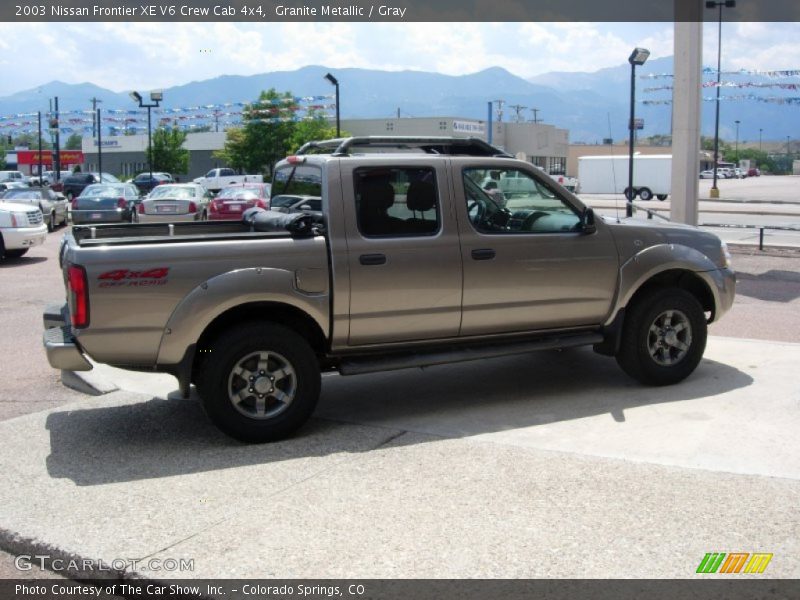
[0, 21, 797, 96]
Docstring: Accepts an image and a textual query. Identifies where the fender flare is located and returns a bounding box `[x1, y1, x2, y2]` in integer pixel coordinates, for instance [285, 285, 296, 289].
[156, 267, 329, 367]
[607, 243, 720, 326]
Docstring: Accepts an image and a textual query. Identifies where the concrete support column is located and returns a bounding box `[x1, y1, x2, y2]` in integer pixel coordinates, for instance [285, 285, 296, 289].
[670, 21, 703, 225]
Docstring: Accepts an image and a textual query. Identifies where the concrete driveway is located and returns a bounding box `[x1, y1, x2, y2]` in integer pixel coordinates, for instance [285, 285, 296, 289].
[1, 337, 798, 581]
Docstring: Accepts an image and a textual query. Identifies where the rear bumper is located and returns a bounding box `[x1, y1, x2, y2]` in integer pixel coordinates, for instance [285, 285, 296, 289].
[71, 210, 131, 224]
[2, 224, 47, 250]
[43, 325, 92, 371]
[43, 302, 92, 372]
[137, 212, 200, 223]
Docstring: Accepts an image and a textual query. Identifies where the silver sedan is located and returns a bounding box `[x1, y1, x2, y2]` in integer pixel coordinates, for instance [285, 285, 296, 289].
[137, 183, 211, 222]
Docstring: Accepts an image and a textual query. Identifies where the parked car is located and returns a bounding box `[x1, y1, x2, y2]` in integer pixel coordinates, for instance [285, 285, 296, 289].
[194, 168, 264, 194]
[43, 136, 736, 443]
[699, 170, 715, 179]
[58, 172, 120, 201]
[747, 168, 761, 177]
[207, 183, 272, 220]
[0, 187, 68, 231]
[0, 170, 30, 186]
[269, 194, 322, 216]
[137, 183, 211, 222]
[70, 183, 140, 224]
[42, 170, 73, 186]
[0, 200, 47, 258]
[132, 172, 172, 195]
[0, 181, 30, 193]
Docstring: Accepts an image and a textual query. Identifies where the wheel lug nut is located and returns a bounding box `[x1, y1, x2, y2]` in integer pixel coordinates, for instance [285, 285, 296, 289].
[249, 387, 254, 392]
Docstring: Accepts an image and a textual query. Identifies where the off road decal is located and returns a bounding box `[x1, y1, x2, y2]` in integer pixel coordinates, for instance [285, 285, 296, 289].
[98, 268, 170, 287]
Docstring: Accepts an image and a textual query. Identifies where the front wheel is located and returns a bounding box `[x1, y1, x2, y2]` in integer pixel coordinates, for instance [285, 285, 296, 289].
[638, 188, 653, 201]
[196, 322, 321, 443]
[616, 288, 707, 386]
[4, 248, 28, 258]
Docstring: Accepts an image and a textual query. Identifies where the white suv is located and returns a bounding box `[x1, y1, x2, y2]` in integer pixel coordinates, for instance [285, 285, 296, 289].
[0, 202, 47, 258]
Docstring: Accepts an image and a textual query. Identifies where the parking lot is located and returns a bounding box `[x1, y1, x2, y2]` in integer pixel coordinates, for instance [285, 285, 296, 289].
[1, 198, 799, 583]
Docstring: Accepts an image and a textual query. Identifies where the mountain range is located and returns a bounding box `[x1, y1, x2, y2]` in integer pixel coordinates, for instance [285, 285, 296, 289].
[1, 58, 797, 144]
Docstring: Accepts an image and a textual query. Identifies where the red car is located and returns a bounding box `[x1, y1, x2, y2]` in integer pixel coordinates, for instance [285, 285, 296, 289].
[207, 183, 272, 220]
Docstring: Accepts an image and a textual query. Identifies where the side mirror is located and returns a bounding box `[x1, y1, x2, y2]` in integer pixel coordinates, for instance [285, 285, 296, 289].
[582, 207, 596, 234]
[299, 204, 311, 211]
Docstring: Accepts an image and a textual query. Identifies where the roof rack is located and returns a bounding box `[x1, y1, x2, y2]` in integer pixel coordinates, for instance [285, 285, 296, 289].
[295, 136, 512, 158]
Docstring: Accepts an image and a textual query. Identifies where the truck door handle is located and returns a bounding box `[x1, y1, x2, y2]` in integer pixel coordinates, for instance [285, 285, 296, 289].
[359, 253, 387, 266]
[471, 248, 496, 261]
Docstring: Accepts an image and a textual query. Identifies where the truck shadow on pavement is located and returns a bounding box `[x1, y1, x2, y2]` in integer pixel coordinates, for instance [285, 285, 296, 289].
[44, 347, 753, 486]
[0, 256, 47, 268]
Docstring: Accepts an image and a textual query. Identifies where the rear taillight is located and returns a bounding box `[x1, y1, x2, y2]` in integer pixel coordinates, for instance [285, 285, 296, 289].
[71, 198, 78, 210]
[138, 203, 145, 214]
[209, 200, 218, 213]
[67, 264, 89, 329]
[117, 198, 126, 209]
[255, 199, 267, 209]
[188, 201, 197, 213]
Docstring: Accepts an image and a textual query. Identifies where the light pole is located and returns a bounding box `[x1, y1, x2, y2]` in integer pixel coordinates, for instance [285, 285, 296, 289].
[759, 128, 763, 152]
[734, 120, 740, 164]
[706, 0, 736, 198]
[324, 73, 340, 137]
[627, 47, 649, 217]
[129, 90, 162, 181]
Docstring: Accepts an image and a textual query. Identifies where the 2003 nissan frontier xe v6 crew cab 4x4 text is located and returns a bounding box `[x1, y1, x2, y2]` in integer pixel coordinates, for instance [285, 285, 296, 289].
[43, 137, 735, 442]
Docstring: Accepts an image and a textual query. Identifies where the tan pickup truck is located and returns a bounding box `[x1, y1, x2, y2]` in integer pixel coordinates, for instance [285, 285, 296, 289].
[43, 137, 735, 442]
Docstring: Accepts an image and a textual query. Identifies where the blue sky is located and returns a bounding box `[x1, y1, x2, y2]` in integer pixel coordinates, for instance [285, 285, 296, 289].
[0, 22, 797, 96]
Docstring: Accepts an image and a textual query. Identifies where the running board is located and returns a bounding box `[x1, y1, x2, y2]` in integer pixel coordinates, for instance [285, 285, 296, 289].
[338, 332, 603, 376]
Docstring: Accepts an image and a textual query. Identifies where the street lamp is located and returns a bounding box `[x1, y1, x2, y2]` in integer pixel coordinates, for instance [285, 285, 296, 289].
[759, 128, 763, 152]
[706, 0, 736, 198]
[627, 47, 649, 217]
[734, 120, 740, 163]
[324, 72, 340, 137]
[129, 90, 162, 181]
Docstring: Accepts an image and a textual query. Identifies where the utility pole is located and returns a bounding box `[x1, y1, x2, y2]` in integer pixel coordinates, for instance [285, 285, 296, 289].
[37, 111, 43, 182]
[97, 108, 102, 181]
[90, 97, 103, 138]
[492, 99, 505, 123]
[54, 96, 61, 180]
[529, 108, 541, 123]
[509, 104, 527, 123]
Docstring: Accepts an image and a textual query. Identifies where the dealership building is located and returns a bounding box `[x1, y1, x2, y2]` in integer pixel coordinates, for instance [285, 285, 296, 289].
[79, 117, 570, 180]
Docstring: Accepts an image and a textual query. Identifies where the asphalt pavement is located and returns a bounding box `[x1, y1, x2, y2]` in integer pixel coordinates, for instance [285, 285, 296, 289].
[0, 202, 799, 585]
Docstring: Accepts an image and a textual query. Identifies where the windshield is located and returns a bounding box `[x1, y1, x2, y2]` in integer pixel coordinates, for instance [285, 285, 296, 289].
[81, 184, 124, 197]
[2, 190, 42, 200]
[149, 186, 196, 199]
[270, 195, 303, 208]
[217, 189, 259, 200]
[96, 173, 120, 183]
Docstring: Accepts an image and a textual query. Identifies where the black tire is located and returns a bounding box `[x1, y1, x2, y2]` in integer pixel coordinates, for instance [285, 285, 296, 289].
[623, 187, 636, 201]
[656, 194, 668, 201]
[616, 288, 707, 386]
[638, 188, 653, 201]
[196, 322, 321, 443]
[4, 248, 28, 258]
[47, 211, 55, 232]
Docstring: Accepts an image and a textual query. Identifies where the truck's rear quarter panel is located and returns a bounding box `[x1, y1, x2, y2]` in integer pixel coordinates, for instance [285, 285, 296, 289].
[65, 233, 329, 366]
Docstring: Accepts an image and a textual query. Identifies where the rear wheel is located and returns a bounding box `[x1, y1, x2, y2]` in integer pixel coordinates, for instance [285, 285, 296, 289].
[623, 187, 636, 201]
[656, 194, 668, 201]
[47, 210, 55, 232]
[196, 322, 321, 443]
[638, 187, 653, 201]
[616, 288, 707, 386]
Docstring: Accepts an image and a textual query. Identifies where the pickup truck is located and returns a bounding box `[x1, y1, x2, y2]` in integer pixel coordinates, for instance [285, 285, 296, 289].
[193, 168, 264, 194]
[43, 136, 735, 443]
